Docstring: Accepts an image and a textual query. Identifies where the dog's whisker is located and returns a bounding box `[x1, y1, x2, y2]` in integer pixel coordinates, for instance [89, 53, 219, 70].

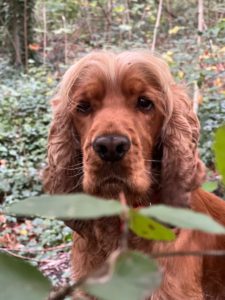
[73, 175, 83, 190]
[70, 171, 84, 178]
[70, 160, 83, 165]
[66, 161, 83, 167]
[67, 166, 83, 171]
[58, 166, 83, 171]
[144, 159, 161, 163]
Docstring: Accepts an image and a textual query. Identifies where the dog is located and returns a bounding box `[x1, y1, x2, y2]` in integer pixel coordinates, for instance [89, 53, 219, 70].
[44, 51, 225, 299]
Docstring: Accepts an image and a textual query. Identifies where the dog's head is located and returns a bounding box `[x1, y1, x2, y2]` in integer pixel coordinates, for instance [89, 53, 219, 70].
[44, 51, 205, 207]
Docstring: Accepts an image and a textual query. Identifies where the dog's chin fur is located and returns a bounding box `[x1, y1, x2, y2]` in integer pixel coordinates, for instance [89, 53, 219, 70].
[82, 172, 152, 204]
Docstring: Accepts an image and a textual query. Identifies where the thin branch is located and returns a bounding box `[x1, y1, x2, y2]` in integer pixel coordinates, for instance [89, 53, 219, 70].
[0, 243, 72, 253]
[155, 0, 176, 18]
[47, 279, 85, 300]
[125, 0, 131, 40]
[205, 69, 225, 81]
[24, 0, 28, 71]
[151, 0, 163, 53]
[119, 192, 129, 251]
[43, 0, 47, 65]
[97, 1, 112, 25]
[197, 0, 204, 46]
[0, 16, 18, 57]
[152, 249, 225, 258]
[0, 248, 51, 263]
[47, 248, 225, 300]
[62, 16, 68, 65]
[193, 81, 200, 114]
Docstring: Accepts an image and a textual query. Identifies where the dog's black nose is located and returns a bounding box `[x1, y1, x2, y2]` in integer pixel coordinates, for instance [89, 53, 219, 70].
[93, 135, 131, 162]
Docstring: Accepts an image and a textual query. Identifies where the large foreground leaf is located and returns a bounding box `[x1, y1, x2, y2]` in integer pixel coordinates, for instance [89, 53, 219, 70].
[129, 210, 175, 241]
[214, 125, 225, 184]
[84, 251, 161, 300]
[0, 253, 51, 300]
[140, 205, 225, 234]
[6, 194, 123, 219]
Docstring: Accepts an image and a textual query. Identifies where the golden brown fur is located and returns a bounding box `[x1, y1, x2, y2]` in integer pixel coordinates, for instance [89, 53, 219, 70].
[44, 51, 225, 299]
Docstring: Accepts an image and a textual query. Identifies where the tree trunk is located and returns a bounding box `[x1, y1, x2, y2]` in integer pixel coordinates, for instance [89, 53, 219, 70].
[0, 0, 36, 67]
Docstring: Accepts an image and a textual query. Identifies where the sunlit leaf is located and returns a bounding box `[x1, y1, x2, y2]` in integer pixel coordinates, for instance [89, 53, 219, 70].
[0, 253, 51, 300]
[214, 125, 225, 184]
[202, 181, 218, 192]
[5, 193, 123, 219]
[140, 205, 225, 234]
[168, 26, 182, 35]
[129, 210, 175, 241]
[113, 4, 125, 13]
[119, 24, 132, 31]
[84, 251, 161, 300]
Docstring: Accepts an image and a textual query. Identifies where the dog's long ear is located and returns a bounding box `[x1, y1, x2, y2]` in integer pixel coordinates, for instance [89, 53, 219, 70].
[160, 85, 205, 207]
[43, 99, 82, 194]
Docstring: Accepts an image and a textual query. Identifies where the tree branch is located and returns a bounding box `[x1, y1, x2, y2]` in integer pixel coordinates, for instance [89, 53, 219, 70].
[151, 0, 163, 53]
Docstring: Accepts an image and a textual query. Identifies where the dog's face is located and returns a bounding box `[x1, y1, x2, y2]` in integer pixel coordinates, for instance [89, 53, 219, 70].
[72, 56, 164, 201]
[45, 51, 205, 207]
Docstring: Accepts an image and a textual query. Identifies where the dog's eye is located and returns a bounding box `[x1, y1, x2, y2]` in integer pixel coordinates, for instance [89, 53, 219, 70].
[76, 101, 92, 114]
[137, 96, 154, 112]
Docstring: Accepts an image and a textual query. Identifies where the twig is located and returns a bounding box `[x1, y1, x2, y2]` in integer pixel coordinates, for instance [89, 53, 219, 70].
[43, 0, 47, 65]
[24, 0, 28, 72]
[151, 0, 163, 53]
[47, 279, 85, 300]
[62, 16, 68, 65]
[197, 0, 204, 46]
[205, 70, 225, 81]
[125, 0, 131, 40]
[47, 249, 225, 300]
[0, 243, 72, 254]
[0, 16, 18, 57]
[119, 192, 129, 251]
[97, 1, 112, 25]
[155, 0, 176, 18]
[152, 249, 225, 258]
[0, 248, 51, 263]
[193, 81, 200, 114]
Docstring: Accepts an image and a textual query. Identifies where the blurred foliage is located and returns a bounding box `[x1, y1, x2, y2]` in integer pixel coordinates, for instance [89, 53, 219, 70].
[214, 125, 225, 185]
[0, 252, 51, 300]
[0, 0, 225, 288]
[4, 189, 225, 299]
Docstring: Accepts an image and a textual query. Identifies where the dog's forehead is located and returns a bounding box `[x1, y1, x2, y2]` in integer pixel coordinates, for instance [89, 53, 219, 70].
[74, 55, 162, 93]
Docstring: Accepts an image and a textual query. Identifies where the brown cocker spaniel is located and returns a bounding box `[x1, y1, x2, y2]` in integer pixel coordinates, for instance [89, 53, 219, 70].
[44, 51, 225, 299]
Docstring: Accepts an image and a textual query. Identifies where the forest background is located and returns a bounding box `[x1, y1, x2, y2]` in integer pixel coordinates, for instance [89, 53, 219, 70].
[0, 0, 225, 294]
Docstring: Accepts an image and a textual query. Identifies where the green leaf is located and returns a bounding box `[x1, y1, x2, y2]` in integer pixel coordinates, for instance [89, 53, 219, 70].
[84, 251, 161, 300]
[5, 193, 123, 219]
[202, 181, 218, 192]
[140, 205, 225, 234]
[129, 210, 175, 241]
[214, 125, 225, 184]
[113, 4, 125, 13]
[0, 253, 51, 300]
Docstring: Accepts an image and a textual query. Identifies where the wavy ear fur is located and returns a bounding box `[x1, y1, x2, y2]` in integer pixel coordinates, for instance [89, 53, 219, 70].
[160, 85, 205, 207]
[43, 100, 82, 194]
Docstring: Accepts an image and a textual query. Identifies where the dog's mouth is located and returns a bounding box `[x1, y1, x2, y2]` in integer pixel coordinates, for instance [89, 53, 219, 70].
[87, 173, 131, 199]
[101, 176, 126, 185]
